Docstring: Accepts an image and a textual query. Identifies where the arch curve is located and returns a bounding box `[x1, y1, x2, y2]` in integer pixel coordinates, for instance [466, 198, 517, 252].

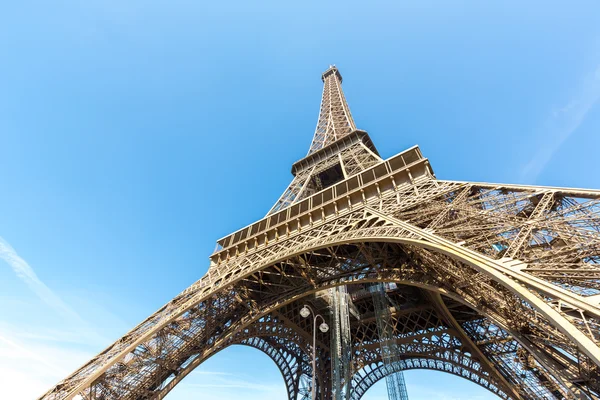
[42, 229, 599, 399]
[351, 359, 506, 400]
[238, 337, 305, 400]
[202, 218, 599, 367]
[156, 314, 316, 400]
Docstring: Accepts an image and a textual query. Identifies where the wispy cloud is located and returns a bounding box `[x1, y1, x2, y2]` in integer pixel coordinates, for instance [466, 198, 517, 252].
[193, 371, 235, 376]
[0, 330, 95, 400]
[185, 372, 281, 392]
[0, 334, 67, 374]
[168, 369, 288, 400]
[0, 236, 114, 348]
[0, 236, 117, 398]
[0, 237, 83, 322]
[521, 64, 600, 182]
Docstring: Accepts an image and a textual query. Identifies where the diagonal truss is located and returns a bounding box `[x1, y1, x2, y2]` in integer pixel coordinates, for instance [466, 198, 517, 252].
[40, 67, 600, 400]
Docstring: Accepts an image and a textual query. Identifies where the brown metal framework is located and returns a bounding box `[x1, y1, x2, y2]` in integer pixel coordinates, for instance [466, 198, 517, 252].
[41, 66, 600, 400]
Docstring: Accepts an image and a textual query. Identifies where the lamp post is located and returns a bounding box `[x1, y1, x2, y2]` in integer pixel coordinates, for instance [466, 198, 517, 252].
[300, 304, 329, 400]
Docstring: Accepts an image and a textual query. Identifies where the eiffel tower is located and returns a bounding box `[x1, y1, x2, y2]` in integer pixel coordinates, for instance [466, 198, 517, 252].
[41, 66, 600, 400]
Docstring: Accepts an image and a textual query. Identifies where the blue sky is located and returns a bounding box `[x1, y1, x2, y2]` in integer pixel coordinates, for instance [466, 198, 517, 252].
[1, 1, 600, 399]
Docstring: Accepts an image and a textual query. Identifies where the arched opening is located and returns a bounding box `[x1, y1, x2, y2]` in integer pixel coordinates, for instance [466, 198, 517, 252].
[164, 345, 288, 400]
[48, 236, 597, 400]
[362, 370, 500, 400]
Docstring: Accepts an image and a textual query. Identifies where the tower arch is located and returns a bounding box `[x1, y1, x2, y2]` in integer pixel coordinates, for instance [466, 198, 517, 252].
[351, 361, 504, 400]
[102, 236, 592, 399]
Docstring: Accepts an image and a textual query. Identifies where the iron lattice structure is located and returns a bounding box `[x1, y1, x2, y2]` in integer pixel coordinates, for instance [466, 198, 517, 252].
[41, 66, 600, 400]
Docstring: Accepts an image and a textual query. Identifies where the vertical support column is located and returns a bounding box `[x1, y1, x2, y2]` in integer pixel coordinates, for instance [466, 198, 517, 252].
[330, 286, 353, 400]
[370, 283, 409, 400]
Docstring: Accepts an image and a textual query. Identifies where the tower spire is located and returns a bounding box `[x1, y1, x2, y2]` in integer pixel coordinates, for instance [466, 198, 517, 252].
[267, 66, 381, 215]
[307, 65, 357, 154]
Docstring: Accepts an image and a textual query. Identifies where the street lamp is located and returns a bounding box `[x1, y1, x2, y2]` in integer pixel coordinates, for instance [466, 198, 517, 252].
[300, 305, 329, 400]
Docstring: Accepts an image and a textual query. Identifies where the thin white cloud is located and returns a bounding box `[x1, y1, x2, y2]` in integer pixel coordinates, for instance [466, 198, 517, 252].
[0, 330, 96, 400]
[521, 64, 600, 182]
[0, 236, 112, 347]
[0, 237, 113, 398]
[0, 334, 67, 374]
[185, 374, 281, 391]
[0, 237, 82, 322]
[193, 371, 235, 376]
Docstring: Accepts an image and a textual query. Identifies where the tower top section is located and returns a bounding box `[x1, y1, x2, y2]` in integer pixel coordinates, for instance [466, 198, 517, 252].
[322, 65, 343, 83]
[265, 66, 383, 216]
[307, 65, 357, 154]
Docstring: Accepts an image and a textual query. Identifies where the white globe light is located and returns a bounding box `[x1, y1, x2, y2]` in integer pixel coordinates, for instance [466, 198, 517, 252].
[319, 322, 329, 333]
[300, 306, 310, 318]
